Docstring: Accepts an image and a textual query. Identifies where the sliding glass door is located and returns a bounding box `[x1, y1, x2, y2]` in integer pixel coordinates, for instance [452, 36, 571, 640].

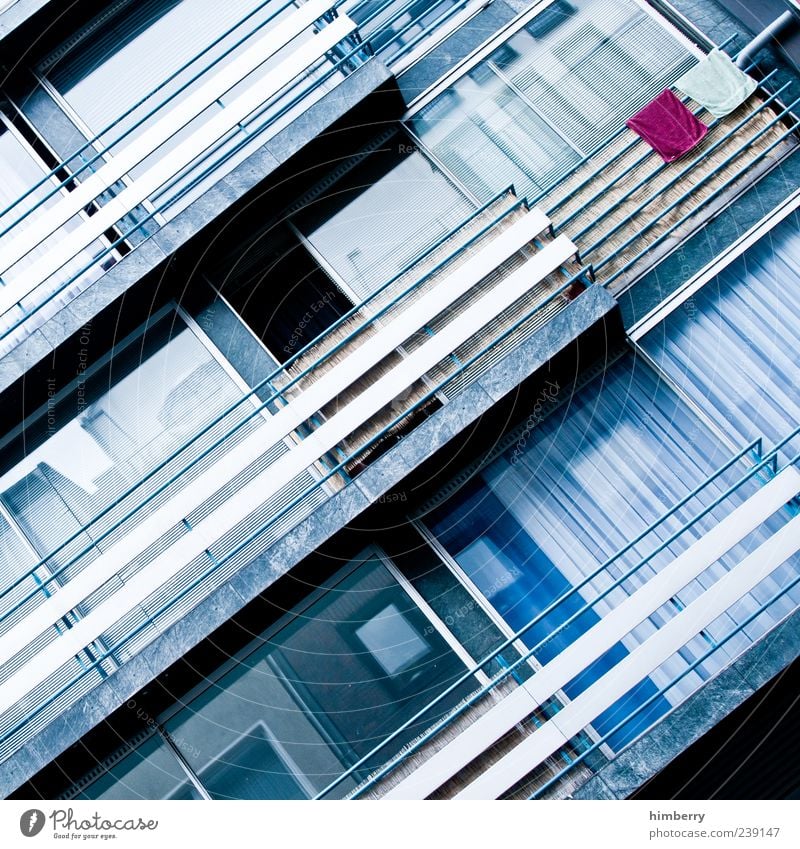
[158, 552, 471, 799]
[639, 209, 800, 460]
[408, 0, 695, 201]
[421, 351, 799, 750]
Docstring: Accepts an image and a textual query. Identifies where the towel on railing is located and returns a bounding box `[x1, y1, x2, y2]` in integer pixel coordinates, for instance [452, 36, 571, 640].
[626, 89, 709, 163]
[675, 49, 758, 118]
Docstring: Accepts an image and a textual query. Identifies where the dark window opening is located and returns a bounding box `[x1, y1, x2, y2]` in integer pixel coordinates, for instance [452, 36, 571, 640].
[212, 226, 353, 365]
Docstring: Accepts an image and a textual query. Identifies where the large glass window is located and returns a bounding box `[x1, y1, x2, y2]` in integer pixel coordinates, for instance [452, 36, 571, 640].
[0, 309, 261, 579]
[71, 734, 201, 800]
[408, 0, 695, 201]
[162, 552, 470, 798]
[422, 353, 799, 749]
[45, 0, 346, 214]
[292, 133, 473, 300]
[639, 209, 800, 460]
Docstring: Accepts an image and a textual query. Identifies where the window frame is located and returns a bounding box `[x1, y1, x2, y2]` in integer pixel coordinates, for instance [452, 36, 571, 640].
[156, 544, 484, 726]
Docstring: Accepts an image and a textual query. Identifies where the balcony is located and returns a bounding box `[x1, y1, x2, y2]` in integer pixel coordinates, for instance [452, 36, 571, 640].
[0, 187, 606, 773]
[530, 38, 799, 291]
[0, 1, 371, 355]
[323, 434, 800, 799]
[0, 0, 488, 363]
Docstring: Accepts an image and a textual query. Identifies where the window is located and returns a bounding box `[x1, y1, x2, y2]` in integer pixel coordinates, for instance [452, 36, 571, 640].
[162, 552, 471, 798]
[44, 0, 347, 215]
[71, 734, 201, 800]
[292, 133, 473, 300]
[0, 309, 261, 580]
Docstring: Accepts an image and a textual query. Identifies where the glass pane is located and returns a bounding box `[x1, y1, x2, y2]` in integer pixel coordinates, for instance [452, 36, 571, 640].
[293, 137, 473, 300]
[164, 554, 471, 798]
[73, 734, 201, 800]
[494, 0, 694, 152]
[0, 312, 255, 577]
[408, 0, 693, 200]
[409, 63, 580, 202]
[47, 0, 336, 214]
[423, 354, 778, 749]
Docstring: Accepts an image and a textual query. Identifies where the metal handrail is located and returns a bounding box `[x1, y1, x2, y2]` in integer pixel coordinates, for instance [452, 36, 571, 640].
[530, 483, 800, 799]
[600, 115, 800, 284]
[0, 33, 371, 336]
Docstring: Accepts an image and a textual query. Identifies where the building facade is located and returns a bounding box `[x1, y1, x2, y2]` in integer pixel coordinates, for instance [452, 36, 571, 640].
[0, 0, 798, 801]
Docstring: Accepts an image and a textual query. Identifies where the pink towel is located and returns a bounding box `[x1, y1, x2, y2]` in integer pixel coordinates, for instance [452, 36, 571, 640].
[626, 89, 709, 163]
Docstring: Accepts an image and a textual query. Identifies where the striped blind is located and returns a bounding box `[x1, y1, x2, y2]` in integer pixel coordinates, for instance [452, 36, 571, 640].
[509, 8, 696, 153]
[409, 0, 697, 200]
[640, 209, 800, 464]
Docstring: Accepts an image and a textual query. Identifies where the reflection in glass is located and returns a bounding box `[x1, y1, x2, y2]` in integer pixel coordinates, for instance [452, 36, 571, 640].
[164, 554, 470, 798]
[0, 312, 254, 578]
[0, 512, 37, 598]
[293, 137, 473, 300]
[408, 0, 693, 201]
[73, 734, 201, 800]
